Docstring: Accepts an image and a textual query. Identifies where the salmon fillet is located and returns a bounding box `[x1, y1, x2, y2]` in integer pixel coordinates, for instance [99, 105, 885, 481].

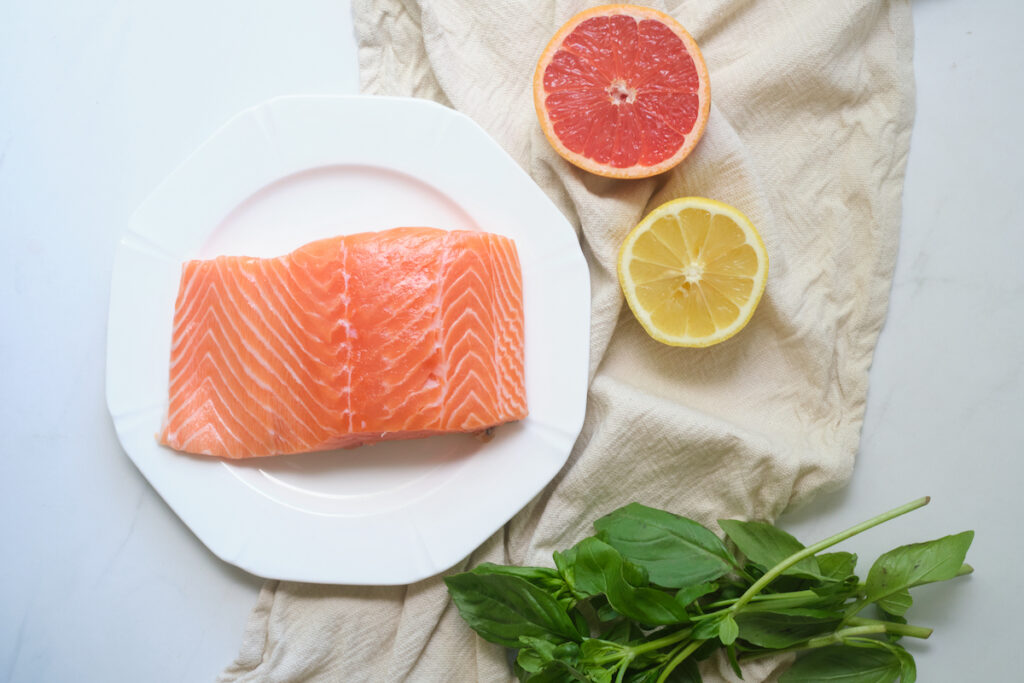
[158, 228, 527, 458]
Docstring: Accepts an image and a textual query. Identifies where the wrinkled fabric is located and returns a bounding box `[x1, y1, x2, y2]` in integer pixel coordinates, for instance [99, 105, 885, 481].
[220, 1, 914, 681]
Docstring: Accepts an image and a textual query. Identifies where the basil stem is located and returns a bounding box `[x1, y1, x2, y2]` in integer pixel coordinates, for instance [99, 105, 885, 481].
[728, 497, 930, 614]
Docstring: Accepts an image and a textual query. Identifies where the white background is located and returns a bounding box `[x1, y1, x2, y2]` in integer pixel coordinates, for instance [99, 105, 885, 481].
[2, 1, 1021, 681]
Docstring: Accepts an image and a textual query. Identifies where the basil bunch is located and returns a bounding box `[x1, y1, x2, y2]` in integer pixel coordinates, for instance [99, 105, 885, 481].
[445, 497, 972, 682]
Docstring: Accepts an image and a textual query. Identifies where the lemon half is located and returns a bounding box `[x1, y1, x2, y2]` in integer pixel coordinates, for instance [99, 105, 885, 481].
[618, 197, 768, 347]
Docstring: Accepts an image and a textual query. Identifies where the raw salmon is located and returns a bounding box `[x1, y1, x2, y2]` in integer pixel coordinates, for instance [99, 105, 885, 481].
[158, 228, 526, 458]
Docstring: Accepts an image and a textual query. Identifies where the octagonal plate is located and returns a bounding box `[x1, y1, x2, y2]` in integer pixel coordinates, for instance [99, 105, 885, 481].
[105, 95, 589, 584]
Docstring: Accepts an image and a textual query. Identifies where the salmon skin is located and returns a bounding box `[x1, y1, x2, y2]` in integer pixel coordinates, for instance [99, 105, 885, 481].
[158, 228, 527, 459]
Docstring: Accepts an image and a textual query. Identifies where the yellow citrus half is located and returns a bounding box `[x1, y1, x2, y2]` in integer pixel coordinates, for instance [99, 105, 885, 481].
[618, 197, 768, 347]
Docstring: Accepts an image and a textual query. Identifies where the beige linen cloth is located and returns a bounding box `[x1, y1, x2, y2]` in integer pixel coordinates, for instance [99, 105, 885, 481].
[220, 1, 914, 680]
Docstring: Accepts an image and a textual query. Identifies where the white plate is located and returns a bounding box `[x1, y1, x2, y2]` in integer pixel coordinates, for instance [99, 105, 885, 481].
[105, 95, 590, 585]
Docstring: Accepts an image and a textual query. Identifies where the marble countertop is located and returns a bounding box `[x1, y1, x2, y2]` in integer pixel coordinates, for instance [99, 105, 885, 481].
[3, 0, 1021, 680]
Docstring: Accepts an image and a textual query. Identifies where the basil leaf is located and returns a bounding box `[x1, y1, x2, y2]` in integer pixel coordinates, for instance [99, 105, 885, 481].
[553, 542, 602, 598]
[584, 666, 613, 683]
[622, 558, 650, 587]
[893, 647, 916, 683]
[735, 609, 842, 648]
[557, 538, 691, 625]
[675, 660, 704, 683]
[554, 549, 582, 598]
[600, 618, 638, 643]
[571, 610, 589, 639]
[716, 583, 744, 602]
[626, 659, 702, 683]
[553, 641, 582, 663]
[671, 658, 703, 682]
[524, 643, 610, 683]
[613, 586, 691, 626]
[523, 661, 587, 683]
[812, 575, 861, 603]
[718, 519, 822, 579]
[719, 614, 739, 645]
[876, 589, 912, 617]
[675, 582, 719, 608]
[726, 643, 743, 678]
[473, 563, 571, 604]
[596, 601, 622, 623]
[817, 552, 858, 581]
[780, 645, 901, 682]
[517, 636, 558, 673]
[521, 635, 559, 653]
[846, 639, 916, 683]
[517, 649, 544, 674]
[692, 614, 726, 640]
[864, 531, 974, 607]
[692, 639, 720, 662]
[594, 503, 736, 587]
[474, 562, 561, 581]
[520, 641, 595, 683]
[580, 638, 628, 664]
[444, 572, 581, 648]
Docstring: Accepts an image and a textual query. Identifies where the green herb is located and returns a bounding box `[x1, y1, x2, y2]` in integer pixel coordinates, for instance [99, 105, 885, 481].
[444, 497, 972, 682]
[593, 503, 739, 587]
[718, 519, 823, 580]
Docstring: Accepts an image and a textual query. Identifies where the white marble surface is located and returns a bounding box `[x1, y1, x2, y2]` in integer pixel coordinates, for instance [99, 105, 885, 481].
[2, 1, 1021, 681]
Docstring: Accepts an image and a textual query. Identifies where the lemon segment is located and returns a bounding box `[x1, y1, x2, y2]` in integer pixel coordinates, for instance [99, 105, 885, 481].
[618, 198, 768, 347]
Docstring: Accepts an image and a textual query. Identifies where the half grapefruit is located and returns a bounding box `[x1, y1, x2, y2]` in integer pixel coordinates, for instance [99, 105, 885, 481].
[533, 4, 711, 179]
